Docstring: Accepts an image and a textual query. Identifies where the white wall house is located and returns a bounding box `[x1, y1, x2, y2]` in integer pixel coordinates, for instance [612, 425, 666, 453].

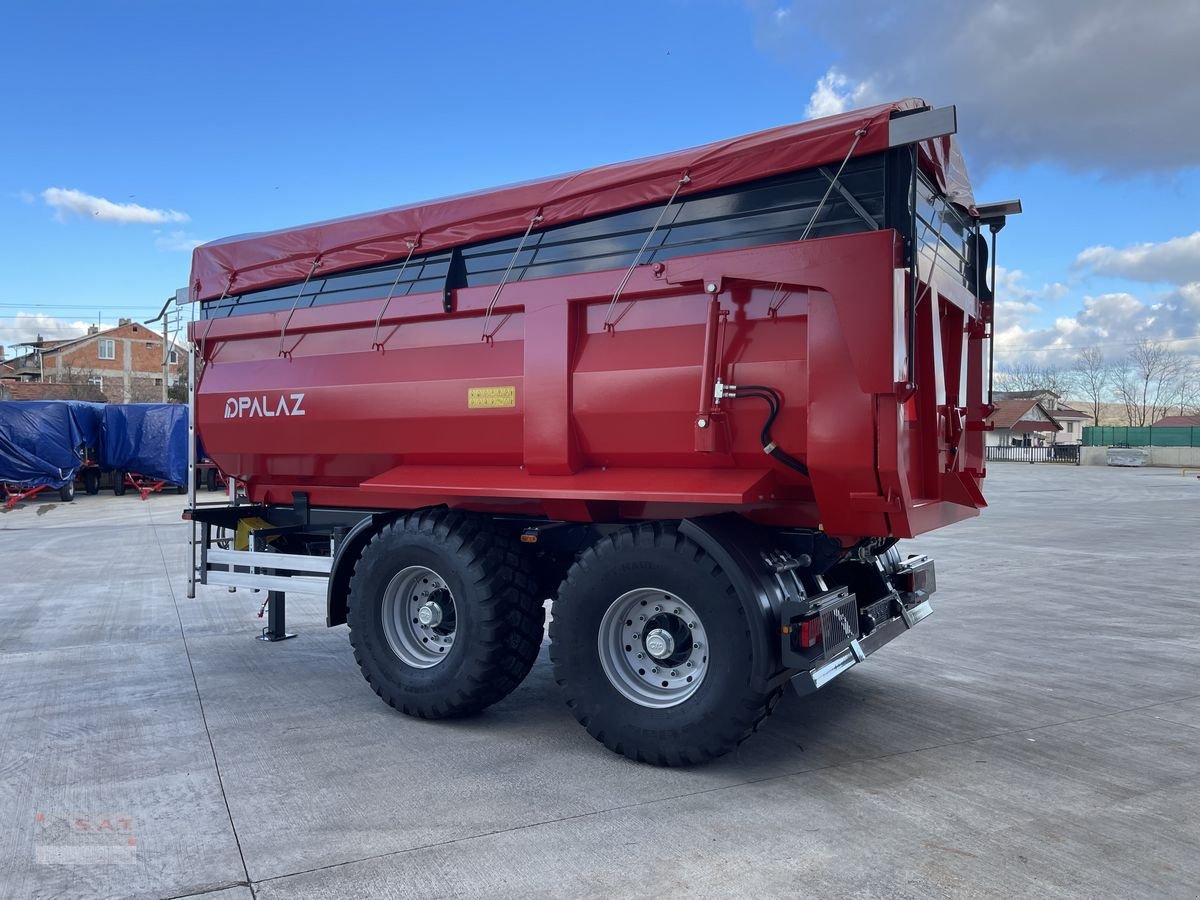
[986, 398, 1061, 447]
[991, 390, 1092, 445]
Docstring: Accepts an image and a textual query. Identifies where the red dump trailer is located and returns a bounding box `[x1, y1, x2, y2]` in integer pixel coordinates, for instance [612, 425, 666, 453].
[184, 99, 1019, 764]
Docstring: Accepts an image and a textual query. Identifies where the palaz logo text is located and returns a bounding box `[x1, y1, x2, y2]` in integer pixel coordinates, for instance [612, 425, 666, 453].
[224, 393, 306, 419]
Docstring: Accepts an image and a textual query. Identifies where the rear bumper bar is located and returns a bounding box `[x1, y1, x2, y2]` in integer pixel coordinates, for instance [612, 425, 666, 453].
[790, 599, 933, 696]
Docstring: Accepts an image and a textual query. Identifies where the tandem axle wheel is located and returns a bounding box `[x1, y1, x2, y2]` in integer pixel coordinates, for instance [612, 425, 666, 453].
[597, 588, 709, 708]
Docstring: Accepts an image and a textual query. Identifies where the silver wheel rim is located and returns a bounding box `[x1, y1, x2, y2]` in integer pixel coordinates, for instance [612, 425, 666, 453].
[381, 565, 457, 668]
[597, 587, 709, 708]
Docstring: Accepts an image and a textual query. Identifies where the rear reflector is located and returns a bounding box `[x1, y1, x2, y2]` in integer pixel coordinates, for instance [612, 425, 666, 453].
[798, 617, 822, 649]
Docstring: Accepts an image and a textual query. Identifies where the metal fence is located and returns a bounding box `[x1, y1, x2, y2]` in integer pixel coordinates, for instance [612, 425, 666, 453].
[986, 444, 1081, 465]
[1082, 426, 1200, 447]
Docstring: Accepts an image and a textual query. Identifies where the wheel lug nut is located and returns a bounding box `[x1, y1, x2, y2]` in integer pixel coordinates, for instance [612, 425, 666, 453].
[651, 667, 659, 674]
[686, 661, 693, 667]
[674, 608, 681, 614]
[671, 670, 678, 676]
[632, 633, 639, 640]
[655, 606, 662, 612]
[637, 653, 644, 659]
[690, 622, 696, 629]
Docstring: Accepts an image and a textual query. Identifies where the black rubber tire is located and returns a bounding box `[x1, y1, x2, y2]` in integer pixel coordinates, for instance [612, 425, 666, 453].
[347, 509, 545, 719]
[176, 483, 187, 495]
[549, 523, 781, 766]
[59, 481, 76, 502]
[112, 471, 126, 496]
[83, 469, 100, 495]
[206, 467, 219, 492]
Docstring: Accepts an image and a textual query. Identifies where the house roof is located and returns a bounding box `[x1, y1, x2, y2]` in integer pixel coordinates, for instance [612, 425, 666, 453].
[988, 398, 1062, 431]
[1051, 405, 1092, 419]
[4, 351, 40, 369]
[0, 381, 107, 402]
[19, 323, 171, 357]
[993, 389, 1060, 401]
[14, 338, 70, 351]
[1152, 414, 1200, 427]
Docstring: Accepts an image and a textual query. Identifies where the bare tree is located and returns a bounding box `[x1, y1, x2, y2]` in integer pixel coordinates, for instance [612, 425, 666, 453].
[994, 361, 1074, 396]
[1173, 365, 1200, 416]
[1113, 364, 1138, 426]
[1112, 339, 1188, 426]
[129, 377, 164, 403]
[1073, 346, 1112, 426]
[55, 364, 105, 401]
[166, 354, 198, 404]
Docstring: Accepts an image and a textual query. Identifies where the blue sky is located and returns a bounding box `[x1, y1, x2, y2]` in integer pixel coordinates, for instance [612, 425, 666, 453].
[2, 1, 1197, 367]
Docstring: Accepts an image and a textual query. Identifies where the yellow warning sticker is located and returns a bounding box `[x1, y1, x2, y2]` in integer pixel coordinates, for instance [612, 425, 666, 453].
[468, 386, 516, 409]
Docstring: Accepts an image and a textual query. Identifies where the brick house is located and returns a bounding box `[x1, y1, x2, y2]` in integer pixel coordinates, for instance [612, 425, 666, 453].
[2, 320, 180, 402]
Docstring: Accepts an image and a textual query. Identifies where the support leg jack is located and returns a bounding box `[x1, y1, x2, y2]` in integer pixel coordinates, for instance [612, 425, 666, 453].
[258, 590, 296, 642]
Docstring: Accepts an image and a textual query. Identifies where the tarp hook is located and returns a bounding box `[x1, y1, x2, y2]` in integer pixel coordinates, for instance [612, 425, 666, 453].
[481, 210, 542, 343]
[197, 274, 237, 358]
[370, 237, 421, 351]
[798, 127, 867, 243]
[277, 256, 323, 358]
[604, 171, 690, 331]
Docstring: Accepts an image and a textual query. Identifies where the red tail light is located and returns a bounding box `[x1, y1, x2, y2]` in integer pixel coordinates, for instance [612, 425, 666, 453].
[798, 617, 822, 649]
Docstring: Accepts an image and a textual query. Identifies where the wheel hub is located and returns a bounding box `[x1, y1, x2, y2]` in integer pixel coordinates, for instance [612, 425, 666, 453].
[644, 628, 674, 659]
[417, 599, 444, 627]
[597, 588, 709, 708]
[381, 567, 457, 668]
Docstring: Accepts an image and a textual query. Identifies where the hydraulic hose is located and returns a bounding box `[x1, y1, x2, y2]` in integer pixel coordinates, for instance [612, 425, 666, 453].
[725, 384, 810, 478]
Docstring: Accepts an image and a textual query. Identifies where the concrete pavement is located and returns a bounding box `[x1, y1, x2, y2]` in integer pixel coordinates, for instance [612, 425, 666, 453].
[0, 464, 1197, 898]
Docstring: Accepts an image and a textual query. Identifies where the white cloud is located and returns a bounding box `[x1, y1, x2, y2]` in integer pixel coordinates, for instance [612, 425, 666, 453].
[992, 266, 1066, 315]
[805, 68, 876, 119]
[993, 285, 1200, 364]
[42, 188, 189, 224]
[155, 230, 206, 252]
[752, 1, 1200, 172]
[0, 314, 115, 353]
[1076, 232, 1200, 286]
[986, 264, 1200, 363]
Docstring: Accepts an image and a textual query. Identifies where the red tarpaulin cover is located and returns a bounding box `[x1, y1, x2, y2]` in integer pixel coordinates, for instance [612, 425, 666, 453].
[190, 98, 973, 301]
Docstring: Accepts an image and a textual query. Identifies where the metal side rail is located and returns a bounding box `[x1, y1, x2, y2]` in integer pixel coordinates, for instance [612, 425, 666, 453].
[791, 599, 934, 696]
[203, 548, 332, 594]
[199, 544, 332, 642]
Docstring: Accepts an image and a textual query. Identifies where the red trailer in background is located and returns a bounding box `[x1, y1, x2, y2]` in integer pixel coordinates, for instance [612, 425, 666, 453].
[184, 99, 1019, 764]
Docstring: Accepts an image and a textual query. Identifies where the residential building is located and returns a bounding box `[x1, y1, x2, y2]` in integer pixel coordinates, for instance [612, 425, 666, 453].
[1, 319, 179, 402]
[992, 390, 1092, 444]
[986, 397, 1062, 447]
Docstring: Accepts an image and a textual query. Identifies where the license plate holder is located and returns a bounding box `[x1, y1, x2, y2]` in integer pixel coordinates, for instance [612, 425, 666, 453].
[819, 590, 860, 658]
